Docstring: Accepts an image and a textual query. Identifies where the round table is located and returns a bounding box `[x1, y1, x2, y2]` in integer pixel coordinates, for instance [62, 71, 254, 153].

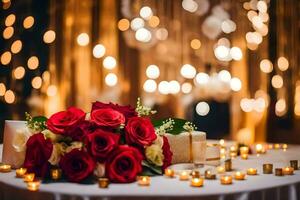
[1, 144, 300, 200]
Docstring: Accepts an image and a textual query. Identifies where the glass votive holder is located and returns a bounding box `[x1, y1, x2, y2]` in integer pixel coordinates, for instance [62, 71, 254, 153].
[282, 167, 294, 175]
[274, 144, 281, 149]
[51, 169, 62, 180]
[16, 168, 27, 178]
[282, 144, 288, 150]
[275, 168, 283, 176]
[164, 169, 175, 178]
[263, 164, 273, 174]
[290, 160, 298, 170]
[98, 178, 109, 188]
[217, 166, 225, 174]
[204, 170, 216, 180]
[220, 175, 232, 185]
[225, 159, 232, 171]
[191, 170, 200, 178]
[247, 168, 257, 175]
[255, 144, 265, 154]
[179, 171, 189, 181]
[241, 154, 248, 160]
[137, 176, 150, 186]
[24, 173, 35, 182]
[27, 180, 41, 192]
[0, 164, 11, 173]
[234, 171, 246, 180]
[190, 177, 204, 187]
[239, 146, 249, 155]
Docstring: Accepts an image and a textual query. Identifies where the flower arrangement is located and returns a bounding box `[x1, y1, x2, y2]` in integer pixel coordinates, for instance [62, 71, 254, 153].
[14, 98, 196, 183]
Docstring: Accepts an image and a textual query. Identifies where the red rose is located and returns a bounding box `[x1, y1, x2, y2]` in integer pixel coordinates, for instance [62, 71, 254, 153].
[125, 117, 157, 146]
[106, 145, 143, 183]
[59, 149, 95, 183]
[162, 136, 173, 170]
[84, 129, 120, 161]
[66, 120, 94, 141]
[47, 107, 86, 134]
[91, 108, 125, 128]
[91, 101, 137, 121]
[23, 133, 53, 177]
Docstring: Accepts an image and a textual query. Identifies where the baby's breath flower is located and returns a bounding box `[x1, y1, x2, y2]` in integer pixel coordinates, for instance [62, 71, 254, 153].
[155, 118, 175, 136]
[183, 121, 197, 132]
[135, 97, 157, 116]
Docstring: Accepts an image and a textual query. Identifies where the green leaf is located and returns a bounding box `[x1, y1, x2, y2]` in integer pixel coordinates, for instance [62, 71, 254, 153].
[32, 116, 48, 123]
[152, 118, 189, 135]
[141, 160, 162, 175]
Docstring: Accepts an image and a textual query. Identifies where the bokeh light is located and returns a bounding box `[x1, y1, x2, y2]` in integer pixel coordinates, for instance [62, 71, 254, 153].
[158, 81, 169, 95]
[11, 40, 22, 54]
[43, 30, 56, 44]
[93, 44, 106, 58]
[277, 57, 289, 71]
[0, 83, 6, 96]
[148, 16, 160, 28]
[118, 19, 130, 31]
[230, 77, 242, 91]
[13, 66, 25, 79]
[27, 56, 39, 70]
[260, 59, 273, 73]
[143, 79, 157, 93]
[181, 82, 192, 94]
[180, 64, 196, 79]
[195, 72, 209, 85]
[131, 18, 144, 31]
[196, 102, 210, 116]
[140, 6, 153, 20]
[3, 26, 14, 39]
[105, 73, 118, 86]
[77, 33, 89, 46]
[135, 28, 151, 42]
[31, 76, 42, 89]
[146, 65, 160, 79]
[5, 14, 16, 26]
[190, 39, 201, 50]
[103, 56, 117, 69]
[1, 51, 12, 65]
[47, 85, 57, 97]
[271, 75, 283, 89]
[23, 16, 34, 29]
[4, 90, 15, 104]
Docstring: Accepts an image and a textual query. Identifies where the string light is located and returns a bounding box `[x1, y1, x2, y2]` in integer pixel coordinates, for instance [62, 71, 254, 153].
[0, 83, 6, 96]
[105, 73, 118, 86]
[27, 56, 39, 70]
[180, 64, 196, 79]
[23, 16, 34, 29]
[13, 66, 25, 79]
[260, 59, 273, 73]
[271, 75, 283, 89]
[143, 79, 157, 93]
[47, 85, 57, 97]
[181, 82, 192, 94]
[5, 14, 16, 26]
[196, 102, 210, 116]
[11, 40, 22, 54]
[118, 19, 130, 31]
[43, 30, 56, 44]
[31, 76, 42, 89]
[0, 51, 12, 65]
[93, 44, 106, 58]
[4, 90, 15, 104]
[190, 39, 201, 50]
[3, 26, 14, 39]
[76, 33, 89, 46]
[277, 57, 289, 71]
[103, 56, 117, 69]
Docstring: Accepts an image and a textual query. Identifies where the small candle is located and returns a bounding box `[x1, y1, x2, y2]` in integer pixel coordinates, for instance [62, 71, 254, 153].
[220, 175, 232, 185]
[217, 166, 225, 174]
[137, 176, 150, 186]
[234, 171, 246, 180]
[239, 146, 249, 155]
[164, 169, 175, 178]
[191, 170, 200, 178]
[24, 173, 35, 182]
[247, 168, 257, 175]
[225, 159, 232, 171]
[220, 148, 226, 159]
[16, 168, 27, 178]
[241, 154, 248, 160]
[268, 144, 274, 149]
[0, 164, 11, 173]
[27, 180, 41, 191]
[282, 144, 288, 150]
[179, 171, 189, 181]
[205, 170, 216, 180]
[290, 160, 298, 170]
[190, 177, 204, 187]
[51, 169, 62, 180]
[256, 144, 264, 154]
[263, 164, 273, 174]
[282, 167, 294, 175]
[219, 139, 225, 147]
[275, 168, 283, 176]
[98, 178, 109, 188]
[274, 144, 281, 149]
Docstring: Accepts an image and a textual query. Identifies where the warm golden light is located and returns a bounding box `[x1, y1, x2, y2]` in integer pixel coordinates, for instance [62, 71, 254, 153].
[140, 6, 153, 20]
[277, 57, 289, 71]
[146, 64, 160, 79]
[295, 103, 300, 116]
[180, 64, 196, 79]
[275, 98, 287, 116]
[11, 40, 22, 54]
[23, 16, 34, 29]
[156, 28, 168, 41]
[105, 73, 118, 86]
[5, 14, 16, 26]
[181, 82, 192, 94]
[76, 33, 89, 46]
[2, 1, 11, 9]
[103, 56, 117, 69]
[13, 66, 25, 79]
[93, 44, 106, 58]
[118, 19, 130, 31]
[42, 71, 50, 82]
[148, 16, 160, 28]
[143, 79, 157, 93]
[43, 30, 56, 44]
[271, 75, 283, 89]
[260, 59, 273, 73]
[47, 85, 57, 97]
[190, 39, 201, 50]
[27, 56, 39, 70]
[4, 90, 15, 104]
[31, 76, 42, 89]
[0, 83, 6, 96]
[3, 26, 14, 39]
[1, 51, 12, 65]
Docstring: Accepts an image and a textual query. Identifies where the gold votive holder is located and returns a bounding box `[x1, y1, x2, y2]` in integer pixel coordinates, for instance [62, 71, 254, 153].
[282, 167, 294, 175]
[190, 177, 204, 187]
[239, 146, 249, 155]
[247, 168, 257, 175]
[0, 164, 12, 173]
[234, 171, 246, 180]
[191, 170, 200, 178]
[51, 169, 62, 180]
[274, 144, 281, 149]
[220, 175, 232, 185]
[290, 160, 298, 170]
[98, 178, 109, 188]
[263, 164, 273, 174]
[137, 176, 150, 186]
[241, 154, 248, 160]
[16, 168, 27, 178]
[179, 171, 189, 181]
[204, 170, 216, 180]
[27, 180, 41, 192]
[225, 159, 232, 171]
[275, 168, 283, 176]
[217, 166, 225, 174]
[164, 168, 175, 178]
[24, 173, 35, 182]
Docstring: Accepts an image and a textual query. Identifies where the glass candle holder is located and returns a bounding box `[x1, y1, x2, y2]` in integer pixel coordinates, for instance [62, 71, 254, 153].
[239, 146, 249, 155]
[51, 169, 62, 180]
[191, 170, 200, 178]
[255, 144, 264, 154]
[282, 144, 288, 151]
[204, 170, 216, 180]
[179, 171, 189, 181]
[164, 169, 175, 178]
[24, 173, 35, 182]
[0, 164, 11, 173]
[247, 168, 257, 175]
[290, 160, 298, 170]
[282, 167, 294, 175]
[275, 168, 283, 176]
[220, 175, 232, 185]
[241, 154, 248, 160]
[192, 140, 206, 168]
[98, 178, 109, 188]
[225, 159, 232, 171]
[16, 168, 27, 178]
[137, 176, 150, 186]
[217, 166, 225, 174]
[190, 177, 204, 187]
[27, 180, 41, 192]
[263, 164, 273, 174]
[274, 144, 281, 149]
[234, 171, 246, 180]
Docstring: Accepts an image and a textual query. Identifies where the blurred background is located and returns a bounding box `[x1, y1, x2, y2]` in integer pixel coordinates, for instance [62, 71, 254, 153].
[0, 0, 300, 144]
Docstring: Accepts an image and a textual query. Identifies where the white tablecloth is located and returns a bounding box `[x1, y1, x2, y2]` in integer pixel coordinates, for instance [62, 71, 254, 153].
[1, 144, 300, 200]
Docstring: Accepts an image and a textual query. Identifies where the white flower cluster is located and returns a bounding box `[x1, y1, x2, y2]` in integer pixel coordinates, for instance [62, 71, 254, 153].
[135, 97, 157, 116]
[155, 118, 175, 136]
[183, 121, 197, 132]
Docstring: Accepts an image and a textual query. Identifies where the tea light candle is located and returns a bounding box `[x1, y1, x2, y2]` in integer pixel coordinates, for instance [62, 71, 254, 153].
[217, 166, 225, 174]
[205, 170, 216, 180]
[190, 177, 204, 187]
[16, 168, 27, 178]
[220, 175, 232, 185]
[263, 164, 273, 174]
[241, 154, 248, 160]
[27, 180, 41, 191]
[225, 159, 232, 171]
[164, 169, 175, 178]
[98, 178, 109, 188]
[290, 160, 298, 170]
[268, 144, 274, 149]
[191, 170, 200, 178]
[24, 173, 35, 182]
[239, 146, 249, 155]
[219, 139, 225, 147]
[255, 144, 265, 154]
[282, 167, 294, 175]
[234, 171, 246, 180]
[179, 171, 189, 181]
[275, 168, 283, 176]
[51, 169, 62, 180]
[137, 176, 150, 186]
[274, 144, 281, 149]
[220, 148, 226, 159]
[282, 144, 288, 150]
[0, 164, 11, 173]
[247, 168, 257, 175]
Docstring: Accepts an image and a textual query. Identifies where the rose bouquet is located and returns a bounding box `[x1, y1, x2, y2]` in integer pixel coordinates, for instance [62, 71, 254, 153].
[16, 98, 195, 183]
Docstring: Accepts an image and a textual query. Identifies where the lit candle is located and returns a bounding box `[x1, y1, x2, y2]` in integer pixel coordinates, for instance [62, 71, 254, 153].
[204, 170, 216, 180]
[98, 178, 109, 188]
[247, 168, 257, 175]
[0, 164, 11, 173]
[217, 166, 225, 174]
[51, 169, 62, 180]
[263, 164, 273, 174]
[255, 144, 264, 154]
[241, 154, 248, 160]
[190, 177, 204, 187]
[282, 144, 288, 151]
[219, 139, 225, 147]
[282, 167, 294, 175]
[234, 171, 246, 180]
[225, 159, 232, 171]
[239, 146, 249, 155]
[220, 147, 226, 159]
[268, 144, 273, 149]
[179, 171, 189, 181]
[27, 180, 41, 191]
[290, 160, 298, 170]
[275, 168, 283, 176]
[164, 169, 175, 178]
[137, 176, 150, 186]
[220, 175, 232, 185]
[16, 168, 27, 178]
[230, 146, 237, 158]
[24, 173, 35, 182]
[191, 170, 200, 178]
[274, 144, 281, 149]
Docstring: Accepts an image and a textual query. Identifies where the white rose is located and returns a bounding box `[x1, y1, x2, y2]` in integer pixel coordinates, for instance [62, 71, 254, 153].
[42, 129, 62, 142]
[145, 144, 164, 166]
[65, 141, 83, 153]
[12, 128, 32, 153]
[48, 143, 65, 165]
[94, 163, 105, 178]
[85, 113, 91, 120]
[153, 135, 164, 148]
